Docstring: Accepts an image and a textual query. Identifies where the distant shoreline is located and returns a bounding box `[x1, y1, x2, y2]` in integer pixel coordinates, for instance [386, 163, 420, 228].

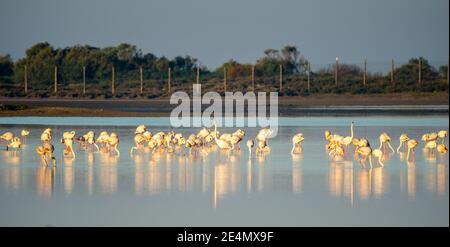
[0, 93, 448, 117]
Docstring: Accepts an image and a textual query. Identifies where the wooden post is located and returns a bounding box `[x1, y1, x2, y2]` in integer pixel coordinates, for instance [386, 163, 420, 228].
[363, 59, 367, 86]
[83, 66, 86, 95]
[24, 65, 28, 94]
[54, 66, 58, 94]
[140, 66, 143, 94]
[447, 57, 449, 85]
[279, 64, 283, 91]
[223, 67, 227, 92]
[418, 58, 422, 85]
[391, 59, 394, 83]
[251, 65, 255, 91]
[112, 66, 115, 95]
[196, 67, 200, 84]
[307, 62, 311, 92]
[168, 67, 171, 93]
[335, 57, 339, 86]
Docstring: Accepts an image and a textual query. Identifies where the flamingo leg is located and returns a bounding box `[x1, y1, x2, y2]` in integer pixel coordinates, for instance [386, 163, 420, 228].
[387, 142, 395, 153]
[378, 157, 384, 167]
[396, 141, 403, 153]
[115, 145, 120, 157]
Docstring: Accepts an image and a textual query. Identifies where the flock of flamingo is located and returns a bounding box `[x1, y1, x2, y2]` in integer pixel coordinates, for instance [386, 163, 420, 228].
[0, 121, 448, 168]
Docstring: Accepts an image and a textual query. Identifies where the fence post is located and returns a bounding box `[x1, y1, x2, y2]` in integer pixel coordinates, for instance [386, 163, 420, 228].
[335, 57, 339, 86]
[251, 65, 255, 91]
[223, 67, 227, 92]
[279, 64, 283, 91]
[418, 57, 422, 85]
[54, 66, 58, 94]
[112, 66, 115, 95]
[140, 66, 143, 94]
[307, 62, 311, 92]
[168, 67, 171, 93]
[391, 59, 394, 83]
[24, 65, 28, 94]
[196, 67, 200, 84]
[363, 58, 367, 86]
[83, 66, 86, 95]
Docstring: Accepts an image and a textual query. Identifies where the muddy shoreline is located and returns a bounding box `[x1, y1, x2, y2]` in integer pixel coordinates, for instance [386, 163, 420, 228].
[0, 94, 448, 117]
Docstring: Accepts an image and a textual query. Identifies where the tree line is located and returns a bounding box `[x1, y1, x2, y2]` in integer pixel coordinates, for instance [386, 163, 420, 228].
[0, 42, 448, 98]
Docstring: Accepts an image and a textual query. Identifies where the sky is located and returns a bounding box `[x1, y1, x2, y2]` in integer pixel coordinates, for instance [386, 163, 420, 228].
[0, 0, 448, 70]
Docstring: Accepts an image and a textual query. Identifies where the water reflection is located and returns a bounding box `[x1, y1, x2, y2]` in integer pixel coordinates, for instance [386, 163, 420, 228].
[292, 153, 302, 194]
[425, 162, 447, 196]
[329, 161, 389, 204]
[2, 166, 21, 191]
[212, 162, 240, 209]
[35, 166, 55, 198]
[63, 165, 74, 195]
[0, 150, 22, 165]
[98, 154, 118, 194]
[401, 162, 417, 199]
[86, 164, 94, 195]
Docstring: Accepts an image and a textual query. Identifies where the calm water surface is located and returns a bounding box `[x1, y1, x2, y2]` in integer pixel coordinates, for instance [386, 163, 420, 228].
[0, 116, 448, 226]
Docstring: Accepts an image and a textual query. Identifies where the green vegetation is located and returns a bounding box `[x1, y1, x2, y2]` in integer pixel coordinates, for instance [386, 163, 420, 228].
[0, 43, 448, 98]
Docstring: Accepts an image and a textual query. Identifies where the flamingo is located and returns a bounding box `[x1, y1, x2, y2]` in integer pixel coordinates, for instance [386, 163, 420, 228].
[130, 133, 146, 155]
[352, 138, 370, 156]
[397, 134, 410, 153]
[213, 121, 232, 150]
[204, 134, 214, 146]
[230, 129, 245, 150]
[62, 138, 76, 158]
[142, 131, 153, 142]
[341, 121, 355, 152]
[108, 132, 120, 156]
[7, 137, 22, 151]
[185, 138, 196, 155]
[84, 131, 99, 152]
[291, 133, 304, 154]
[75, 136, 86, 150]
[219, 133, 232, 143]
[197, 128, 210, 145]
[406, 139, 419, 162]
[256, 140, 270, 155]
[20, 129, 30, 143]
[135, 125, 147, 135]
[96, 131, 110, 151]
[148, 139, 158, 152]
[246, 139, 254, 157]
[36, 142, 56, 166]
[372, 148, 384, 167]
[437, 144, 448, 154]
[437, 130, 448, 144]
[424, 140, 437, 155]
[40, 128, 52, 143]
[1, 132, 15, 149]
[328, 139, 344, 157]
[422, 132, 438, 142]
[356, 146, 373, 168]
[256, 128, 272, 144]
[378, 132, 395, 153]
[61, 131, 76, 158]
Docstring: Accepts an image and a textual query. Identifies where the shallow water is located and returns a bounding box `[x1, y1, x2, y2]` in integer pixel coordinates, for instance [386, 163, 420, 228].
[0, 116, 448, 226]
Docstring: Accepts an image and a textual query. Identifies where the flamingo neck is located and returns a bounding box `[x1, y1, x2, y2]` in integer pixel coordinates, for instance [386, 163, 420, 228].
[213, 123, 219, 142]
[350, 123, 354, 138]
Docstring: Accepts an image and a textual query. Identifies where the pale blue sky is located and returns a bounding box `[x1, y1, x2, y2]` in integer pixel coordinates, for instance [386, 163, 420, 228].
[0, 0, 448, 69]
